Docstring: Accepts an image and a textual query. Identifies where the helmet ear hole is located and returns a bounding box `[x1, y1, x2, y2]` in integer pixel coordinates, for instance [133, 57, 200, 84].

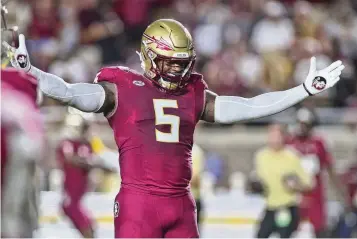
[147, 49, 157, 60]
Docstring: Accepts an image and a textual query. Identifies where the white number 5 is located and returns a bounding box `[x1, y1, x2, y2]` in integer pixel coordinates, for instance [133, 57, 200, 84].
[153, 99, 180, 143]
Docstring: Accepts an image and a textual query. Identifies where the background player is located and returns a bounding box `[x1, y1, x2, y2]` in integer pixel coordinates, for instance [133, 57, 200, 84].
[253, 123, 313, 238]
[331, 161, 357, 237]
[286, 107, 350, 237]
[3, 18, 345, 238]
[57, 113, 115, 238]
[1, 70, 44, 237]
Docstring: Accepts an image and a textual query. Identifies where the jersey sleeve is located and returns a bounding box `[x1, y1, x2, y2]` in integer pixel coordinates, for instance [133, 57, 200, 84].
[193, 73, 208, 122]
[318, 138, 333, 168]
[94, 66, 130, 84]
[93, 66, 130, 118]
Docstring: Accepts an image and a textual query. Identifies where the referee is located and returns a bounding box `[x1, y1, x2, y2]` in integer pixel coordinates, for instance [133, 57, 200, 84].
[253, 124, 314, 238]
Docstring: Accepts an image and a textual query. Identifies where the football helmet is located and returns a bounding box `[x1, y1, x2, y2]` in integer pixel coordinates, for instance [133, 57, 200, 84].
[1, 1, 19, 69]
[138, 19, 196, 91]
[64, 112, 90, 139]
[295, 107, 317, 136]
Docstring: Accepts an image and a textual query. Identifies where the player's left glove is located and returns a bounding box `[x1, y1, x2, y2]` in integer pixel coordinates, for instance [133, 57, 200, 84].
[303, 56, 345, 96]
[2, 34, 31, 72]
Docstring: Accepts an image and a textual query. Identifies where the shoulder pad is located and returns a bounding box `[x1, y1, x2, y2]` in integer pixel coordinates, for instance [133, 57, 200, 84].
[314, 134, 333, 150]
[93, 66, 132, 84]
[191, 72, 208, 90]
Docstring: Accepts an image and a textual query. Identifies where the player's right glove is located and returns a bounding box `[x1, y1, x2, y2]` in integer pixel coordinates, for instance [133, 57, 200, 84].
[303, 56, 345, 96]
[2, 34, 31, 72]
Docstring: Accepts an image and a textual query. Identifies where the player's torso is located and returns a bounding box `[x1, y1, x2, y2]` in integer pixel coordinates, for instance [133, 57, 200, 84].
[100, 67, 206, 195]
[59, 139, 92, 193]
[287, 136, 326, 199]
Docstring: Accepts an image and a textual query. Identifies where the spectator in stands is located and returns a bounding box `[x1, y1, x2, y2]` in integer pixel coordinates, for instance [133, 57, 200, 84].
[58, 0, 80, 58]
[292, 0, 331, 52]
[78, 0, 123, 64]
[27, 0, 62, 71]
[250, 0, 294, 54]
[250, 1, 295, 91]
[293, 38, 332, 101]
[202, 48, 246, 96]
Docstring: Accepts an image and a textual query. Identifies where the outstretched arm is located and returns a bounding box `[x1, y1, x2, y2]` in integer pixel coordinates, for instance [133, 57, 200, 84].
[3, 34, 116, 114]
[202, 85, 308, 123]
[202, 57, 345, 123]
[29, 67, 116, 114]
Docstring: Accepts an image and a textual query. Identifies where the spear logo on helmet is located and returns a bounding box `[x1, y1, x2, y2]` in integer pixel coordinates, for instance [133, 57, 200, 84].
[143, 33, 174, 51]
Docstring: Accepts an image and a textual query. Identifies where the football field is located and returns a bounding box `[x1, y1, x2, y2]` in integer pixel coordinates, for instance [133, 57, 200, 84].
[36, 221, 313, 238]
[36, 191, 317, 238]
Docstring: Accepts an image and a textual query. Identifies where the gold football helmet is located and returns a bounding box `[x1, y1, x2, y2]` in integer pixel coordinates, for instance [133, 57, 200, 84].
[138, 19, 196, 91]
[1, 3, 19, 69]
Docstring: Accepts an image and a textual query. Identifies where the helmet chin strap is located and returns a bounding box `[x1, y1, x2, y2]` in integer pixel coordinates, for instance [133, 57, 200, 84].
[158, 77, 178, 90]
[136, 51, 146, 71]
[182, 60, 192, 77]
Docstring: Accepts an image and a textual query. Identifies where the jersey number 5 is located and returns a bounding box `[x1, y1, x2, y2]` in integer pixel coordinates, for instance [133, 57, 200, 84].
[153, 99, 180, 143]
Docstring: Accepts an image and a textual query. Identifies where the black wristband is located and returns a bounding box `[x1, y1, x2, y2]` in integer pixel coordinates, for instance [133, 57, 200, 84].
[303, 83, 313, 96]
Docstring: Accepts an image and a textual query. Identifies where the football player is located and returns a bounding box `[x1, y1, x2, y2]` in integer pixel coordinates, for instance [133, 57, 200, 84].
[286, 107, 350, 237]
[333, 162, 357, 238]
[57, 113, 115, 238]
[3, 19, 345, 238]
[1, 71, 44, 237]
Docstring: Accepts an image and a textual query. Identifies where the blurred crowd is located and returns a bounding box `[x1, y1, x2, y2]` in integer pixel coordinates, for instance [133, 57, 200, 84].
[3, 0, 356, 193]
[4, 0, 357, 108]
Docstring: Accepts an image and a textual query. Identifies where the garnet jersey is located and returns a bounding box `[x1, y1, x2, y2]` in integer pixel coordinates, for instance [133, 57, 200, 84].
[1, 80, 44, 237]
[1, 68, 38, 106]
[57, 140, 93, 199]
[95, 66, 207, 196]
[341, 164, 357, 206]
[1, 81, 43, 188]
[1, 69, 41, 185]
[286, 135, 332, 204]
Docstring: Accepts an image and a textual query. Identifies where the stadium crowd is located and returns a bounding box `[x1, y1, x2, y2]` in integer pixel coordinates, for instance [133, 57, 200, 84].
[4, 0, 357, 108]
[1, 0, 356, 237]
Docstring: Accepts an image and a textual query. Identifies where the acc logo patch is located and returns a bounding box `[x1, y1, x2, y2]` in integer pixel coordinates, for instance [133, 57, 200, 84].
[114, 202, 119, 217]
[312, 76, 327, 91]
[17, 54, 28, 68]
[133, 80, 145, 86]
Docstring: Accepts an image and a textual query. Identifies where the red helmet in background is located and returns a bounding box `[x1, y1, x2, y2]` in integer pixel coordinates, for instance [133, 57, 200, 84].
[295, 107, 318, 137]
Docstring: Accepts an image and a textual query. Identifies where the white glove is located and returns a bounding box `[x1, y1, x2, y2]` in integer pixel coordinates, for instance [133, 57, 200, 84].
[2, 34, 31, 72]
[303, 56, 345, 96]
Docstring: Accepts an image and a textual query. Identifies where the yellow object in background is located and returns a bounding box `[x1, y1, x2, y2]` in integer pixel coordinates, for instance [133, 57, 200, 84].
[191, 144, 204, 200]
[91, 136, 106, 154]
[90, 136, 121, 193]
[255, 147, 313, 209]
